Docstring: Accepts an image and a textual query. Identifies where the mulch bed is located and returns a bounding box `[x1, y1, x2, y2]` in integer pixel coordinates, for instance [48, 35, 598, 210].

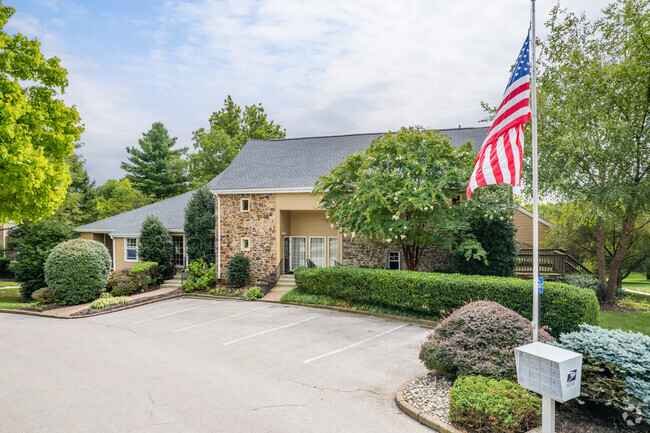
[599, 302, 645, 313]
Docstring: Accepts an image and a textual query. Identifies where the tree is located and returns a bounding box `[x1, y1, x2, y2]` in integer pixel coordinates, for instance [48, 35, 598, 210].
[189, 96, 286, 185]
[530, 0, 650, 302]
[95, 179, 153, 220]
[0, 3, 84, 223]
[184, 187, 215, 264]
[121, 122, 189, 200]
[52, 151, 99, 226]
[139, 216, 174, 280]
[314, 126, 485, 271]
[8, 219, 77, 300]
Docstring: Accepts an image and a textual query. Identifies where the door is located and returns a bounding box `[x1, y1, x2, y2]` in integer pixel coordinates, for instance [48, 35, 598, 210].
[291, 237, 306, 271]
[284, 237, 291, 274]
[310, 237, 325, 267]
[172, 235, 185, 268]
[328, 237, 338, 267]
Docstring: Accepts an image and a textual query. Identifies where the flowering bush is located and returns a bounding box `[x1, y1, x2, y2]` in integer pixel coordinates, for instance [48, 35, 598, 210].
[419, 300, 554, 380]
[183, 258, 216, 293]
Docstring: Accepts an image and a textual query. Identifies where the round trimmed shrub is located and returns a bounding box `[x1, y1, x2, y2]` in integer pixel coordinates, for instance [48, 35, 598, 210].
[227, 254, 250, 287]
[419, 300, 554, 380]
[44, 239, 112, 305]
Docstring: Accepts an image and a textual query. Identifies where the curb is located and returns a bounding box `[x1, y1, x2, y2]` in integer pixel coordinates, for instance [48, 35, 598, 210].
[279, 301, 438, 328]
[395, 376, 464, 433]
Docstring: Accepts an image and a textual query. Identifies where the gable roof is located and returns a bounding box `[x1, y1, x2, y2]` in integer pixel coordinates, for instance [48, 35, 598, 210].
[76, 190, 194, 236]
[208, 127, 489, 192]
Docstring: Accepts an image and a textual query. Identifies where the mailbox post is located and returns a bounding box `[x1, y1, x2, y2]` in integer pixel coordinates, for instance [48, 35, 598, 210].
[515, 342, 583, 433]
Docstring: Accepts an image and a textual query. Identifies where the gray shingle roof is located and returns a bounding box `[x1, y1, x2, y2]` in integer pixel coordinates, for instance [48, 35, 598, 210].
[76, 190, 194, 236]
[207, 127, 489, 191]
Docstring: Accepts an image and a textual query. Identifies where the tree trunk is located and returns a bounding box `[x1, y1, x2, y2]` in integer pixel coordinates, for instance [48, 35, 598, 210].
[595, 220, 607, 291]
[604, 218, 635, 303]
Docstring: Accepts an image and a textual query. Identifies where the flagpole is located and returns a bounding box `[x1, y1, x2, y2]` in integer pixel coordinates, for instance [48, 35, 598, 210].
[530, 0, 539, 344]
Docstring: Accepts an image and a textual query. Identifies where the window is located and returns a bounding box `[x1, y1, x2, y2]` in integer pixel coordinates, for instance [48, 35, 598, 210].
[309, 237, 325, 267]
[388, 251, 400, 270]
[241, 199, 250, 212]
[241, 238, 250, 251]
[125, 238, 138, 262]
[172, 235, 184, 267]
[328, 237, 338, 267]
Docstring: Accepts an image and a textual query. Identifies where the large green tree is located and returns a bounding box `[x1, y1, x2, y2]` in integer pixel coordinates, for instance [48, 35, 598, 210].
[121, 122, 189, 200]
[314, 126, 485, 271]
[530, 0, 650, 302]
[139, 216, 174, 280]
[53, 151, 99, 226]
[184, 187, 215, 264]
[189, 96, 286, 185]
[0, 3, 84, 223]
[95, 178, 153, 220]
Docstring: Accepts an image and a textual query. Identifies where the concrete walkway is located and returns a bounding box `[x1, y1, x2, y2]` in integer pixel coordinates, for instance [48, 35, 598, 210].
[623, 287, 650, 296]
[262, 274, 296, 302]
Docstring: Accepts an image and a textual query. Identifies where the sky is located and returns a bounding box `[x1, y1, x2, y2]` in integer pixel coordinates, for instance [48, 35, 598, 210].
[5, 0, 610, 185]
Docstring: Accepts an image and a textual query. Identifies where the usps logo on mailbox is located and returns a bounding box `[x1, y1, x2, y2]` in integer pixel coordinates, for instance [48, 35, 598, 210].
[567, 369, 577, 387]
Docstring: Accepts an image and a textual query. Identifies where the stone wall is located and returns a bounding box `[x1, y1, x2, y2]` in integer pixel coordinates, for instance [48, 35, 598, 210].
[341, 235, 453, 272]
[217, 194, 276, 282]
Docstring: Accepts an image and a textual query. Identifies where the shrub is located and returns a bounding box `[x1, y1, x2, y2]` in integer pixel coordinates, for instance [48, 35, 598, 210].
[294, 266, 599, 337]
[184, 187, 215, 264]
[44, 239, 112, 306]
[8, 220, 77, 301]
[556, 325, 650, 426]
[31, 287, 55, 304]
[183, 259, 216, 293]
[108, 272, 138, 297]
[129, 261, 157, 290]
[139, 216, 174, 280]
[556, 274, 603, 301]
[449, 375, 541, 433]
[90, 293, 131, 309]
[243, 286, 264, 301]
[227, 254, 250, 287]
[0, 257, 12, 278]
[419, 301, 554, 380]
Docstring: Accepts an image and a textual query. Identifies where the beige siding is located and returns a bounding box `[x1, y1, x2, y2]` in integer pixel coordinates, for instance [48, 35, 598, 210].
[514, 210, 550, 247]
[80, 232, 93, 241]
[276, 193, 322, 210]
[288, 211, 337, 237]
[113, 237, 141, 271]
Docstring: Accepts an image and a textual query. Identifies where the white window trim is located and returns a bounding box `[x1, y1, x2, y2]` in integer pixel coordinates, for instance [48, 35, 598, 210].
[125, 238, 139, 263]
[388, 251, 400, 270]
[241, 238, 250, 251]
[241, 198, 250, 212]
[309, 236, 326, 268]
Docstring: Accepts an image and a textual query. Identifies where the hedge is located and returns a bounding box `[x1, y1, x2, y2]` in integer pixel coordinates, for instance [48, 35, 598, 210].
[294, 266, 599, 337]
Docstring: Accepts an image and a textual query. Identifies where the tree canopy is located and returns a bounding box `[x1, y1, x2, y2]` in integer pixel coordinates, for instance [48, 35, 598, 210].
[184, 187, 215, 264]
[95, 178, 153, 220]
[139, 216, 174, 280]
[121, 122, 189, 200]
[0, 3, 84, 223]
[52, 151, 99, 226]
[189, 95, 286, 186]
[314, 126, 484, 271]
[530, 0, 650, 301]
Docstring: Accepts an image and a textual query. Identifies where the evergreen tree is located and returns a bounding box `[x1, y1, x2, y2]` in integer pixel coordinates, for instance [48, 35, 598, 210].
[184, 187, 215, 264]
[53, 152, 99, 226]
[139, 216, 174, 280]
[122, 122, 189, 200]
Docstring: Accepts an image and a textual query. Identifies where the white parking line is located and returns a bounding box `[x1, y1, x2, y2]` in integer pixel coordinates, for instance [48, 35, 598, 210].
[304, 324, 408, 364]
[223, 315, 319, 346]
[174, 305, 274, 332]
[131, 302, 220, 324]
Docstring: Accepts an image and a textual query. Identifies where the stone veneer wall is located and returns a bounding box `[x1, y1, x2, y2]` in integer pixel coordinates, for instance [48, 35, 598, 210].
[341, 235, 453, 273]
[218, 194, 276, 282]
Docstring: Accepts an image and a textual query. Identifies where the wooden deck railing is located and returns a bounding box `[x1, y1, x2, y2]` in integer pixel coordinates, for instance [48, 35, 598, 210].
[516, 249, 592, 277]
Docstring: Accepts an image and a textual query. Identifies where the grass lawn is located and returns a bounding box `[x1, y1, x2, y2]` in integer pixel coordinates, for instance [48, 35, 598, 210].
[599, 309, 650, 336]
[621, 272, 650, 294]
[0, 281, 20, 287]
[0, 287, 35, 310]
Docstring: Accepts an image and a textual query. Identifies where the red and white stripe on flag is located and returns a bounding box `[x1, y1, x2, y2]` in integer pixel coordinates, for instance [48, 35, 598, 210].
[467, 33, 532, 198]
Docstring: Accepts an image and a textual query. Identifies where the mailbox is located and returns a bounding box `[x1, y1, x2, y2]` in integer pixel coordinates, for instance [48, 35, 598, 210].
[515, 342, 582, 403]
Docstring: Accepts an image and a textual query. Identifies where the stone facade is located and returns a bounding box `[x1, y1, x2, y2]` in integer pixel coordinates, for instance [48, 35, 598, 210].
[342, 235, 453, 272]
[218, 194, 276, 281]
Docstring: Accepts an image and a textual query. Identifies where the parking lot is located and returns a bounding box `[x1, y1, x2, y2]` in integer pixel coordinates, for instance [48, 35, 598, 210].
[1, 299, 433, 433]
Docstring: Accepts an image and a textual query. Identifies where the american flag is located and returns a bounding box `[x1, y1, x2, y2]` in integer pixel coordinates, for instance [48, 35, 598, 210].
[467, 33, 532, 197]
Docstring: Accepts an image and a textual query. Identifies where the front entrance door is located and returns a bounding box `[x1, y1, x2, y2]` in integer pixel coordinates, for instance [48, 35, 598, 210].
[291, 237, 306, 271]
[172, 235, 185, 268]
[284, 237, 291, 274]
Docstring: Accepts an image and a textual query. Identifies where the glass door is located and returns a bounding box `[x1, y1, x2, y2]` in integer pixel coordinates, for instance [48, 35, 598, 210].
[310, 237, 325, 267]
[283, 237, 291, 274]
[291, 237, 306, 271]
[328, 237, 338, 267]
[172, 235, 184, 268]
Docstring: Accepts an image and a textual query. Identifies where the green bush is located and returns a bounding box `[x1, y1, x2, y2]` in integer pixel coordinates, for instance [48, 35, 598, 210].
[556, 274, 603, 301]
[419, 301, 554, 380]
[0, 257, 12, 278]
[449, 375, 541, 433]
[8, 220, 77, 301]
[90, 293, 131, 309]
[139, 216, 174, 280]
[44, 239, 112, 306]
[294, 266, 599, 337]
[243, 286, 264, 301]
[107, 270, 138, 297]
[31, 287, 55, 304]
[227, 254, 250, 287]
[184, 187, 216, 264]
[557, 325, 650, 426]
[183, 259, 216, 293]
[129, 261, 157, 290]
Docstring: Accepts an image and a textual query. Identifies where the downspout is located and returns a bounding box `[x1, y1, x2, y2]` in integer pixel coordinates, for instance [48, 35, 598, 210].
[109, 234, 116, 271]
[217, 193, 221, 280]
